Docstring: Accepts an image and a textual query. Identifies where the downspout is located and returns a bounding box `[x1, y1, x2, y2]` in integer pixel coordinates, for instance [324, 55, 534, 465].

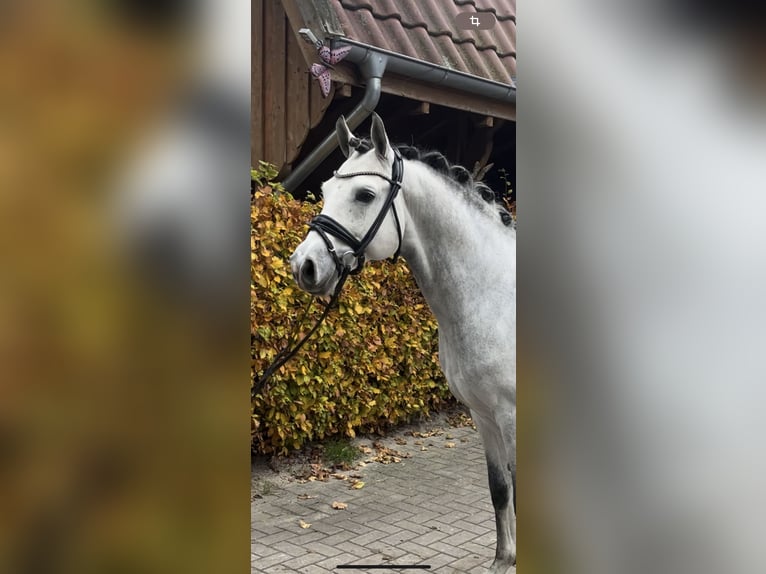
[282, 50, 387, 192]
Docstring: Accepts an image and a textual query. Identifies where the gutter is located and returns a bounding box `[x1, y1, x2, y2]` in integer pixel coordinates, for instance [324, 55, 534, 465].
[333, 37, 516, 103]
[282, 41, 387, 192]
[282, 35, 515, 192]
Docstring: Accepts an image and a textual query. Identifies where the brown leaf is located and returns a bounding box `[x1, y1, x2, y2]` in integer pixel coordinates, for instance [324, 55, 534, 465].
[331, 501, 348, 510]
[445, 443, 456, 448]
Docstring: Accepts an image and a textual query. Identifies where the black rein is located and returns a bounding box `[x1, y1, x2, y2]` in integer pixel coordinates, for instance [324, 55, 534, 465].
[253, 149, 404, 396]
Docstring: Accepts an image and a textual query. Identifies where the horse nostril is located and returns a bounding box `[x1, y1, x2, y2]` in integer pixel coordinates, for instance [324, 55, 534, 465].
[301, 259, 316, 285]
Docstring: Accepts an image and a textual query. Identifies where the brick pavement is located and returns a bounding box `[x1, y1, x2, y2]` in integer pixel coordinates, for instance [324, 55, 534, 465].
[252, 414, 515, 573]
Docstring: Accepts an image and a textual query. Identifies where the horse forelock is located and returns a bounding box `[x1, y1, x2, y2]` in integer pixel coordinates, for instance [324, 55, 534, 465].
[348, 139, 514, 229]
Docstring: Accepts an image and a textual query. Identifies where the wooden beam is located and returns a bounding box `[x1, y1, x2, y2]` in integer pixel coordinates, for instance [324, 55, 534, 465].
[328, 62, 358, 86]
[409, 101, 430, 115]
[333, 84, 353, 99]
[251, 0, 264, 165]
[477, 116, 494, 128]
[309, 70, 333, 129]
[263, 0, 286, 168]
[285, 23, 310, 166]
[381, 74, 516, 122]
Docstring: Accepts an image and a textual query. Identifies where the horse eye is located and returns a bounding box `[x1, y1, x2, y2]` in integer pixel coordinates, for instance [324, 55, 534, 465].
[355, 189, 376, 203]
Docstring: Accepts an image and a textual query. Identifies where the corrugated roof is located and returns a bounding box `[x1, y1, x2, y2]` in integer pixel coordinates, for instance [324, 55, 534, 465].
[330, 0, 516, 86]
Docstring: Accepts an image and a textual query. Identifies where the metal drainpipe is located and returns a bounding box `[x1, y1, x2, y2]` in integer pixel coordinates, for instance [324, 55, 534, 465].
[333, 38, 516, 103]
[281, 52, 388, 193]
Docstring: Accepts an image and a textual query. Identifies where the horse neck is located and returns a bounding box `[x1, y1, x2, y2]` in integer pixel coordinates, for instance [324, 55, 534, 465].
[398, 163, 513, 325]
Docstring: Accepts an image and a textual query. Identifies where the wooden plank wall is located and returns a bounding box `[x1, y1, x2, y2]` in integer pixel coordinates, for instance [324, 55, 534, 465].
[252, 0, 334, 174]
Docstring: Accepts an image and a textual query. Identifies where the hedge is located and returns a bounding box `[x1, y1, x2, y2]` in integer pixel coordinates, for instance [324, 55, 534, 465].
[251, 184, 452, 455]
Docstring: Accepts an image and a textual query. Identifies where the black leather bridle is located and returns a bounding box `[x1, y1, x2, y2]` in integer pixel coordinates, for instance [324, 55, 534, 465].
[253, 149, 404, 395]
[308, 147, 404, 288]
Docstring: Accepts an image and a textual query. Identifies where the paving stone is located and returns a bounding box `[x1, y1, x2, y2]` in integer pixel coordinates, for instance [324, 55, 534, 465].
[252, 418, 504, 573]
[280, 552, 323, 571]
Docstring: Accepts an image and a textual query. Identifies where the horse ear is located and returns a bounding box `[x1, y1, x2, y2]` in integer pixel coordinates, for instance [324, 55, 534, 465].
[336, 115, 353, 158]
[370, 112, 390, 160]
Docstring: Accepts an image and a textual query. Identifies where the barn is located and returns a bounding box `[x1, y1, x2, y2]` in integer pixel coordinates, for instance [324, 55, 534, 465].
[252, 0, 516, 200]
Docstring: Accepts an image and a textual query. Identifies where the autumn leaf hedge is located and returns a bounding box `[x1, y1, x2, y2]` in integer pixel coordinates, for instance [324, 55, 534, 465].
[251, 185, 452, 455]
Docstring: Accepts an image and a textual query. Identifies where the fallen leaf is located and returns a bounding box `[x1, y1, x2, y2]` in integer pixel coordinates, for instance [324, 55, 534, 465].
[460, 438, 469, 443]
[297, 494, 316, 500]
[420, 447, 428, 451]
[331, 501, 348, 510]
[394, 437, 407, 445]
[411, 430, 444, 439]
[351, 481, 365, 489]
[413, 440, 423, 445]
[330, 473, 348, 480]
[370, 442, 411, 464]
[299, 520, 311, 529]
[445, 443, 456, 448]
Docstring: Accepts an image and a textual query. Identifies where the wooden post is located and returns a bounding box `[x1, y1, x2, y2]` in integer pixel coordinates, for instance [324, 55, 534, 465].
[333, 84, 353, 99]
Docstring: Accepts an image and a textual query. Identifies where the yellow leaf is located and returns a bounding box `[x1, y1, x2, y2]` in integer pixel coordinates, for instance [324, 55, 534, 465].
[354, 302, 364, 314]
[351, 481, 365, 490]
[299, 519, 311, 529]
[331, 501, 348, 510]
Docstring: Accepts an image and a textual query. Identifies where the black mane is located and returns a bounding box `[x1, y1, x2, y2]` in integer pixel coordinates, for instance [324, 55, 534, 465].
[352, 139, 514, 228]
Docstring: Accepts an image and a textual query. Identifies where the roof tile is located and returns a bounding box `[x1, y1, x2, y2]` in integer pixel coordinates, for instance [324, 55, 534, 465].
[331, 0, 516, 85]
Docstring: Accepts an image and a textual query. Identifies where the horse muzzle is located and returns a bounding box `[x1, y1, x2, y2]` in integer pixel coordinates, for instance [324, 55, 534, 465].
[289, 242, 338, 297]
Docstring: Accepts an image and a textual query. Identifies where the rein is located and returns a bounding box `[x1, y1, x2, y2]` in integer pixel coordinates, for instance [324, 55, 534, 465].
[253, 149, 404, 396]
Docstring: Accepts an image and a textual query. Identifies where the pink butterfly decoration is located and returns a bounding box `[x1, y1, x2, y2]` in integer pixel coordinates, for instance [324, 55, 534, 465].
[310, 44, 351, 97]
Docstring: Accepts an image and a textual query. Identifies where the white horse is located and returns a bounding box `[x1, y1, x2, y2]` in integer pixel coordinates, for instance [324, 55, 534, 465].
[290, 113, 516, 573]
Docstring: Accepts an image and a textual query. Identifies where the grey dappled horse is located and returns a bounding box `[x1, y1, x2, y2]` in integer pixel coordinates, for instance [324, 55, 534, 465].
[290, 113, 516, 573]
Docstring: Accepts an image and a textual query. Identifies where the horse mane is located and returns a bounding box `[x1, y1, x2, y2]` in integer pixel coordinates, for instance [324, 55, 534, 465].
[351, 139, 515, 229]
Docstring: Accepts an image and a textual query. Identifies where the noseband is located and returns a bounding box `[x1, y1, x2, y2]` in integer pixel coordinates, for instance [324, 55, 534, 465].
[308, 148, 404, 287]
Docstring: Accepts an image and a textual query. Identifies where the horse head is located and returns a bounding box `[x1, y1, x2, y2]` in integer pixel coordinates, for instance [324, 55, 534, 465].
[290, 113, 406, 297]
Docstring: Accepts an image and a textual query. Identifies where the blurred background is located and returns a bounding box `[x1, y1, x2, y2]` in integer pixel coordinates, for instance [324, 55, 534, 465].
[520, 1, 766, 573]
[0, 1, 249, 572]
[3, 0, 766, 573]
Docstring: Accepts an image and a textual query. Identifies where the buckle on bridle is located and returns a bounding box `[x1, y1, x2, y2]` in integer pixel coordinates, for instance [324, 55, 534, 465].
[340, 250, 361, 272]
